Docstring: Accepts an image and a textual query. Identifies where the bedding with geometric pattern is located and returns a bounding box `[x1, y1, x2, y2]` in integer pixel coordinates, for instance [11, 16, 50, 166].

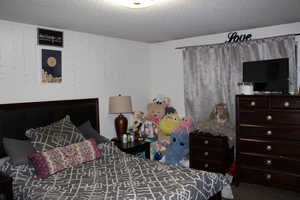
[25, 115, 85, 152]
[0, 142, 230, 200]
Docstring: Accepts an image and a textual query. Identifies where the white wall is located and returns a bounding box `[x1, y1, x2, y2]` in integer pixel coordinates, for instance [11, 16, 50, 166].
[2, 19, 300, 138]
[0, 19, 150, 139]
[149, 22, 300, 116]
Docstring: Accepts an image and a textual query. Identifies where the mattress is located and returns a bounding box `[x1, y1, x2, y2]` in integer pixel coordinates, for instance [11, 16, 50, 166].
[0, 142, 229, 200]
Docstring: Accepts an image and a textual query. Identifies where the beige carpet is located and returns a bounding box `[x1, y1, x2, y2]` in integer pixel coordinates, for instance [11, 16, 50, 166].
[228, 183, 300, 200]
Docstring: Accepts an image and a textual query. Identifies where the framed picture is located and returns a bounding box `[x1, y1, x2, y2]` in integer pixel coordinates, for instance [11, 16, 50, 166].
[41, 49, 62, 83]
[38, 28, 63, 47]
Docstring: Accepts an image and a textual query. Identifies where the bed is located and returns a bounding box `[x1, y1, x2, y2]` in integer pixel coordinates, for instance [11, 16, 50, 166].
[0, 98, 229, 200]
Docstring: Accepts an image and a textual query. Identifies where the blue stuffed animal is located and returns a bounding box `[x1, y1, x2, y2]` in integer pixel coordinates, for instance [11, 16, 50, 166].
[164, 129, 189, 165]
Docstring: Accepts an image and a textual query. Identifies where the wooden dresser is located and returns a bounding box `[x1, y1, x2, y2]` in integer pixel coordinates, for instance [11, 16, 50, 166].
[190, 131, 232, 173]
[236, 95, 300, 192]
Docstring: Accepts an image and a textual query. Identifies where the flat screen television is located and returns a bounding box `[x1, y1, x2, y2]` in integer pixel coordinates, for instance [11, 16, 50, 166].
[243, 58, 289, 93]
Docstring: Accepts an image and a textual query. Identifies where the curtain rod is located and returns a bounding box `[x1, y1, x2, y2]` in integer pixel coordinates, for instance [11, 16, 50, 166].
[175, 33, 300, 50]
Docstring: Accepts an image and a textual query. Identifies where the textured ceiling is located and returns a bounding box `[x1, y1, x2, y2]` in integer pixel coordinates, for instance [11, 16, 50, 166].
[0, 0, 300, 43]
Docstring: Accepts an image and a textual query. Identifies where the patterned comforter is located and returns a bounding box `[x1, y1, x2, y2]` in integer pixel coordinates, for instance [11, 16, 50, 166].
[0, 143, 229, 200]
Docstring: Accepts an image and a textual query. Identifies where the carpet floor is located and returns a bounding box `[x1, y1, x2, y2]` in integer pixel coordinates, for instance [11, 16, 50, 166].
[228, 183, 300, 200]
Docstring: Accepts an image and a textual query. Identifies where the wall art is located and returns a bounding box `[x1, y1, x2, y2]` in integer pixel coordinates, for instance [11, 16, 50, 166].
[38, 28, 63, 47]
[226, 32, 252, 43]
[41, 49, 62, 83]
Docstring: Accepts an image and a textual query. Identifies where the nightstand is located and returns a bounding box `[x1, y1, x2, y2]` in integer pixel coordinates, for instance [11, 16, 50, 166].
[190, 131, 234, 174]
[114, 140, 150, 159]
[0, 173, 13, 200]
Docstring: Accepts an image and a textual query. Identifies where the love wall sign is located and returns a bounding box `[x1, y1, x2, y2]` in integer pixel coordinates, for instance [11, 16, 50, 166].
[226, 32, 252, 43]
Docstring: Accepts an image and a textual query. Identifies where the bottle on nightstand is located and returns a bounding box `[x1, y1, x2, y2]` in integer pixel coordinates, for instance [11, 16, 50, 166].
[122, 134, 128, 143]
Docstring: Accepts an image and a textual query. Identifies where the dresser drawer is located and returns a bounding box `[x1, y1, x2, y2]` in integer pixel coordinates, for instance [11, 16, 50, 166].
[240, 111, 300, 125]
[240, 167, 300, 191]
[190, 148, 225, 161]
[191, 160, 225, 173]
[271, 97, 300, 109]
[238, 96, 268, 110]
[240, 153, 300, 174]
[240, 139, 300, 158]
[239, 125, 300, 140]
[190, 135, 225, 149]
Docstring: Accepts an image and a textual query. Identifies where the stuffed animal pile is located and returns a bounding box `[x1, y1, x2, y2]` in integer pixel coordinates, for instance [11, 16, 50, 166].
[129, 95, 192, 165]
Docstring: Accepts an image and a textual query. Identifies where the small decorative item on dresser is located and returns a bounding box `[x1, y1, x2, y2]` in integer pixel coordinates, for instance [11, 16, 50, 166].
[114, 140, 150, 159]
[0, 172, 13, 200]
[190, 131, 234, 174]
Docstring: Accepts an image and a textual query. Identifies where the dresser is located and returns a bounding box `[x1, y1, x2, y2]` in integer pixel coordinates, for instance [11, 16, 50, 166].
[190, 131, 233, 173]
[236, 95, 300, 192]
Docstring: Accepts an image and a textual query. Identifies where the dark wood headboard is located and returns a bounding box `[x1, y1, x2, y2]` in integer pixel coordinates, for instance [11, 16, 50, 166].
[0, 98, 99, 158]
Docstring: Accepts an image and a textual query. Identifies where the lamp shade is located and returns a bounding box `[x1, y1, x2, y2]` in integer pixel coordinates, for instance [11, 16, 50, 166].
[109, 96, 133, 114]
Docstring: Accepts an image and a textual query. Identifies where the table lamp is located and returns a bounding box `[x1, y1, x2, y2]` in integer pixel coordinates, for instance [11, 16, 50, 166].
[109, 95, 133, 141]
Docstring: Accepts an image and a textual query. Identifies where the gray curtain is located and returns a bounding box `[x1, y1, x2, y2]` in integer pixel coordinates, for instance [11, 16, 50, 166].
[183, 36, 297, 128]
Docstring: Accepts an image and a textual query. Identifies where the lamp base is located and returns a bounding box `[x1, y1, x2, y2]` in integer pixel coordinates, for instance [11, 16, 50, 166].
[115, 114, 128, 141]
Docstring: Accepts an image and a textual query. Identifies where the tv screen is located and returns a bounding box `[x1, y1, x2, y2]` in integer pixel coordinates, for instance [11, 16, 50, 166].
[243, 58, 289, 93]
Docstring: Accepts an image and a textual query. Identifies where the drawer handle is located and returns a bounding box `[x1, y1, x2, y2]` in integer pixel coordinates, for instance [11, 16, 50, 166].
[250, 101, 256, 106]
[284, 101, 290, 107]
[266, 115, 272, 121]
[266, 145, 272, 151]
[204, 140, 209, 145]
[204, 163, 209, 168]
[266, 159, 272, 166]
[204, 152, 209, 156]
[266, 130, 272, 136]
[266, 174, 272, 180]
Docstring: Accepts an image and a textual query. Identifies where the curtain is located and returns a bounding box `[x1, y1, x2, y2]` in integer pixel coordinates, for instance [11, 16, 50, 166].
[183, 36, 297, 129]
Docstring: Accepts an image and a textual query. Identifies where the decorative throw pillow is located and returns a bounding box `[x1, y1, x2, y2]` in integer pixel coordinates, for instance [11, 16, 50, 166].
[25, 115, 85, 152]
[77, 121, 109, 144]
[29, 138, 102, 179]
[3, 138, 36, 165]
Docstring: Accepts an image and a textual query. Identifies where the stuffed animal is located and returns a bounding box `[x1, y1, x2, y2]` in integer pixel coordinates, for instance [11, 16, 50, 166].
[159, 113, 180, 135]
[209, 103, 229, 123]
[153, 94, 166, 105]
[174, 117, 193, 134]
[153, 95, 177, 115]
[163, 129, 189, 165]
[141, 120, 158, 139]
[154, 135, 170, 152]
[145, 103, 166, 125]
[128, 111, 144, 137]
[198, 103, 235, 147]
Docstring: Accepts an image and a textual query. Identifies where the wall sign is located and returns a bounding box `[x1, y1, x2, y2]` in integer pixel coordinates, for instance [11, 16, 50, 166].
[38, 28, 63, 47]
[41, 49, 62, 83]
[226, 32, 252, 43]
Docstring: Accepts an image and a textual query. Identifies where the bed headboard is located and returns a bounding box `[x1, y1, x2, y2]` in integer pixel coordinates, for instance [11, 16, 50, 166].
[0, 98, 99, 158]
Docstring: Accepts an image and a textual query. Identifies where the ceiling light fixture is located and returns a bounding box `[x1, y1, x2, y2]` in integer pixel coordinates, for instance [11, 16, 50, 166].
[117, 0, 158, 9]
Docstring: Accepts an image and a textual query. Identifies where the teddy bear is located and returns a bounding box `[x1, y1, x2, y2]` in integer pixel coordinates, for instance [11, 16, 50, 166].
[145, 103, 166, 125]
[128, 111, 145, 137]
[153, 95, 177, 115]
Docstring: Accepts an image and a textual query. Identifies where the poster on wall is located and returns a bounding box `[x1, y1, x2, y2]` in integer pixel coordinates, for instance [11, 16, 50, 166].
[38, 28, 63, 47]
[41, 49, 62, 83]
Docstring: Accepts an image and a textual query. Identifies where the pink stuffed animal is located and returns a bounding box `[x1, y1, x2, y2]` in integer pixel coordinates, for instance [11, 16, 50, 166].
[174, 117, 193, 134]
